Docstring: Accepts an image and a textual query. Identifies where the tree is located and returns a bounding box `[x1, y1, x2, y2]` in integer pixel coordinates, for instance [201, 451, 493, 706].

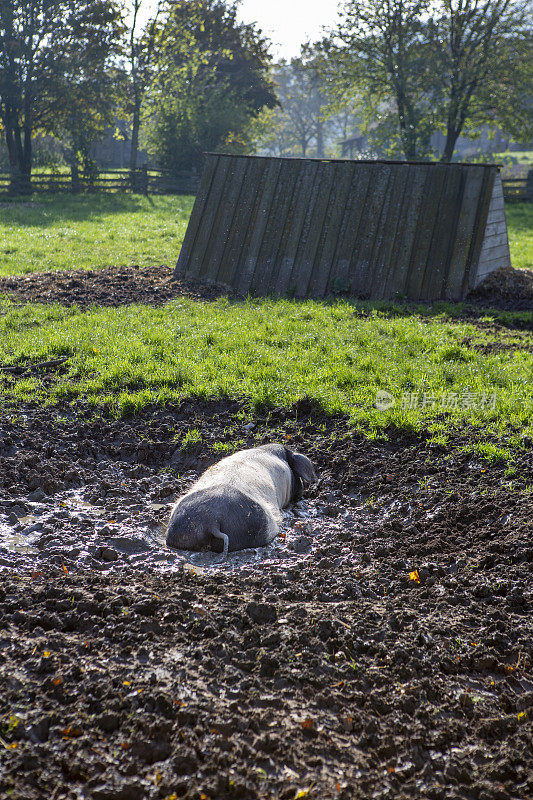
[428, 0, 532, 161]
[0, 0, 123, 192]
[321, 0, 532, 161]
[143, 0, 277, 172]
[258, 57, 342, 158]
[126, 0, 162, 175]
[322, 0, 436, 160]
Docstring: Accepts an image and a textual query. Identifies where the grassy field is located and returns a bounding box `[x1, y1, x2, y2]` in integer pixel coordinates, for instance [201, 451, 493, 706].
[0, 194, 531, 276]
[0, 295, 531, 453]
[0, 193, 531, 457]
[506, 203, 533, 269]
[0, 194, 195, 276]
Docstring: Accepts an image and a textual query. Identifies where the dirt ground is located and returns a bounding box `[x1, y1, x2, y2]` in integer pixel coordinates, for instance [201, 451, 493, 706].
[0, 263, 532, 311]
[0, 397, 532, 800]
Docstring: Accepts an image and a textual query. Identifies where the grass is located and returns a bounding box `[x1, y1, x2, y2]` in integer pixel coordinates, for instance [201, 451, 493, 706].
[0, 194, 531, 277]
[0, 194, 194, 276]
[505, 203, 533, 270]
[0, 296, 531, 447]
[0, 192, 531, 452]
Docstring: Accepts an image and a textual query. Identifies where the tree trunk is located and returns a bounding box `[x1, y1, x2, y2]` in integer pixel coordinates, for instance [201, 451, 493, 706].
[129, 92, 141, 175]
[5, 120, 31, 194]
[316, 118, 324, 158]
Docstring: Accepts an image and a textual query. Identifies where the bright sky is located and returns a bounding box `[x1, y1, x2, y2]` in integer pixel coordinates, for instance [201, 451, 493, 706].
[237, 0, 342, 59]
[135, 0, 342, 61]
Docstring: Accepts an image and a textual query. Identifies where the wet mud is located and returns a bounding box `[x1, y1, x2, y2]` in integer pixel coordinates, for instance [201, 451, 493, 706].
[0, 399, 531, 799]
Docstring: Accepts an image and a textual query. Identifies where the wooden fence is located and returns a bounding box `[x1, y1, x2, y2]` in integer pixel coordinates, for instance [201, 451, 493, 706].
[0, 166, 199, 196]
[502, 170, 533, 201]
[175, 153, 511, 302]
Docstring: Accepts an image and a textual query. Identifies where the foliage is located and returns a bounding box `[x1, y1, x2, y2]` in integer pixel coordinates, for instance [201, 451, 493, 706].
[427, 0, 533, 161]
[0, 0, 124, 188]
[259, 58, 327, 157]
[123, 0, 163, 172]
[320, 0, 533, 161]
[142, 0, 277, 172]
[320, 0, 437, 160]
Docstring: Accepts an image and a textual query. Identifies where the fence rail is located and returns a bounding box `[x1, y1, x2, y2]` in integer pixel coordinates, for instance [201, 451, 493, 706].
[0, 167, 199, 196]
[502, 170, 533, 201]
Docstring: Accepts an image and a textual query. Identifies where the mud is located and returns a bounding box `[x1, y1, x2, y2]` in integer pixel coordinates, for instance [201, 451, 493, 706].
[467, 267, 533, 311]
[1, 264, 532, 314]
[0, 265, 230, 310]
[0, 399, 532, 799]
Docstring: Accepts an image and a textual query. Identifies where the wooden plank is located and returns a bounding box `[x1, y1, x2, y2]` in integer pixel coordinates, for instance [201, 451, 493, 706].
[443, 167, 486, 300]
[273, 161, 320, 297]
[290, 162, 337, 298]
[255, 160, 303, 296]
[371, 165, 410, 300]
[349, 163, 392, 297]
[307, 162, 358, 299]
[405, 164, 448, 300]
[420, 164, 464, 301]
[480, 231, 511, 248]
[325, 162, 372, 295]
[385, 164, 429, 300]
[201, 157, 248, 282]
[234, 159, 283, 295]
[185, 155, 232, 279]
[288, 162, 327, 297]
[174, 154, 218, 276]
[464, 168, 496, 292]
[216, 157, 266, 287]
[267, 161, 308, 296]
[250, 159, 301, 295]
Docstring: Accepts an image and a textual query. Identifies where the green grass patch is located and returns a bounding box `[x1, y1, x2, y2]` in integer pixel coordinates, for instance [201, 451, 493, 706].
[0, 296, 531, 445]
[0, 194, 194, 276]
[505, 203, 533, 270]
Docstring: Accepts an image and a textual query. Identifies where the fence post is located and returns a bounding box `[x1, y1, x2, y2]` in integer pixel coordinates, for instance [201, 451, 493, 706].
[71, 163, 80, 194]
[526, 169, 533, 202]
[141, 164, 148, 195]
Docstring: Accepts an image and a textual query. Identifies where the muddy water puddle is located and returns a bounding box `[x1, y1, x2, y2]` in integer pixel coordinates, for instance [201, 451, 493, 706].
[0, 485, 386, 576]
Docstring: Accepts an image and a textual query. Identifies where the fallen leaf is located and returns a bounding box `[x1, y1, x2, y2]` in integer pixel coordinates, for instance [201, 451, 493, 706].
[295, 789, 310, 798]
[300, 718, 314, 730]
[409, 569, 420, 583]
[52, 677, 63, 686]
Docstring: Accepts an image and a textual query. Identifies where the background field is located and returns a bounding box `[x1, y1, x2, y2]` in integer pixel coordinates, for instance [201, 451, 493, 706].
[0, 194, 531, 276]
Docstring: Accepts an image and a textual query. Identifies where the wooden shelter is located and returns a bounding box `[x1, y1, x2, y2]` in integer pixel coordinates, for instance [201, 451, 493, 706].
[174, 154, 510, 301]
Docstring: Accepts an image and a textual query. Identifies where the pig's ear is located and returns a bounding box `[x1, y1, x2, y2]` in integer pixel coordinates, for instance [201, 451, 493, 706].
[285, 449, 316, 486]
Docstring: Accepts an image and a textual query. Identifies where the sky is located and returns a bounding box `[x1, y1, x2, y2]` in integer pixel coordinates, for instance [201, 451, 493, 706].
[236, 0, 342, 60]
[134, 0, 343, 61]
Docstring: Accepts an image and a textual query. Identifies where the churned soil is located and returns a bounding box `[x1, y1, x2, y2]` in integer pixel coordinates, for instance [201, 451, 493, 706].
[0, 398, 532, 800]
[0, 265, 229, 309]
[0, 263, 532, 312]
[467, 268, 533, 311]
